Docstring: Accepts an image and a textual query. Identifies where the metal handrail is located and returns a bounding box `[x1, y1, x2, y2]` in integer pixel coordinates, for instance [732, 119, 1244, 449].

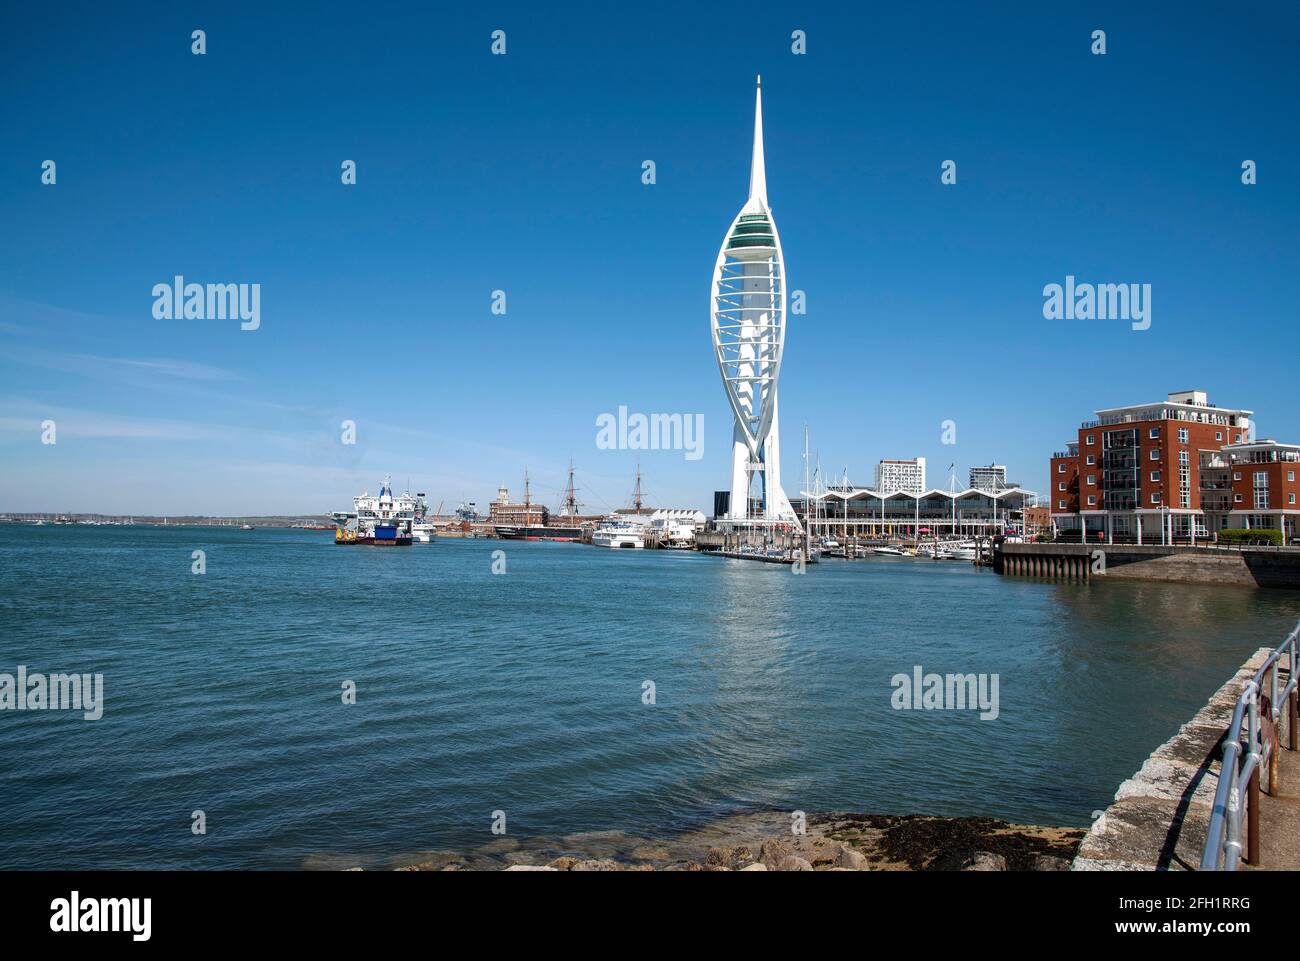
[1201, 621, 1300, 870]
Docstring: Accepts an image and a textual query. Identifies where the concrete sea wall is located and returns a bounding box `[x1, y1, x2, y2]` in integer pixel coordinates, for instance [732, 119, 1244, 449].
[1073, 647, 1275, 870]
[997, 543, 1300, 588]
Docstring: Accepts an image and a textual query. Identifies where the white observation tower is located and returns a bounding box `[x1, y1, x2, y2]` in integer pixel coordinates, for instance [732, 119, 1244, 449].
[710, 77, 798, 527]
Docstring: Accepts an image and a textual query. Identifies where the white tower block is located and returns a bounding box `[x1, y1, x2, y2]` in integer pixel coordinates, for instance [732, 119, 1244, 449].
[710, 77, 797, 525]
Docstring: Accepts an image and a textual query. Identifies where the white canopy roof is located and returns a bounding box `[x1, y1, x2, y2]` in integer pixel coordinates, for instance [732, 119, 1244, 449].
[804, 486, 1036, 502]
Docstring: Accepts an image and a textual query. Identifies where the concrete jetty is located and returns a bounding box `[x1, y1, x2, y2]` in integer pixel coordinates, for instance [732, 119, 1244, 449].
[1074, 646, 1298, 870]
[695, 527, 808, 563]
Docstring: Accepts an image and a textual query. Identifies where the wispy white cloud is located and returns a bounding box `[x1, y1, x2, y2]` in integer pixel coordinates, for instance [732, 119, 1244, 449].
[3, 345, 242, 383]
[0, 398, 297, 444]
[112, 357, 241, 382]
[0, 412, 223, 441]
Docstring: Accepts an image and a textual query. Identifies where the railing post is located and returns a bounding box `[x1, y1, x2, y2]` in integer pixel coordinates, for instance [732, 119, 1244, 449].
[1291, 676, 1298, 753]
[1291, 639, 1298, 753]
[1225, 764, 1242, 868]
[1269, 663, 1279, 794]
[1248, 764, 1261, 865]
[1245, 692, 1261, 866]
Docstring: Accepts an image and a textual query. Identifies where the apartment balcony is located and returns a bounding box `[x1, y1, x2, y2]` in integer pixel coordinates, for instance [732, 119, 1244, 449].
[1086, 408, 1238, 429]
[1238, 451, 1300, 464]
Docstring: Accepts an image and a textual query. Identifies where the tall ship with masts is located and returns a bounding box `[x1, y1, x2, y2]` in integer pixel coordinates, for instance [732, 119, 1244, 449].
[492, 464, 584, 541]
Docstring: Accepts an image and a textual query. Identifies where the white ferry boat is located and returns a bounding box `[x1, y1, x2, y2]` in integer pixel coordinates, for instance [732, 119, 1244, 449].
[333, 476, 417, 546]
[411, 492, 438, 544]
[591, 517, 646, 549]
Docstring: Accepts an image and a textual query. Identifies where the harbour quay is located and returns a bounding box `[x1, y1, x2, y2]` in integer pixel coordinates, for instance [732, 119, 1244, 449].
[994, 541, 1300, 588]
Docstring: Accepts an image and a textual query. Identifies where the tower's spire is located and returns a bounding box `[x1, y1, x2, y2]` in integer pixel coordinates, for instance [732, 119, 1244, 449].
[749, 75, 767, 205]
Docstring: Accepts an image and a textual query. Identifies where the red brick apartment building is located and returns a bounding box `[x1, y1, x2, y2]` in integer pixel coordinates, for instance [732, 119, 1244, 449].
[1049, 390, 1300, 544]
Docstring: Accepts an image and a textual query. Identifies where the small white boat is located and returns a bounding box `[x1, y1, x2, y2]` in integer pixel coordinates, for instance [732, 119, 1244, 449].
[873, 546, 906, 556]
[411, 522, 438, 544]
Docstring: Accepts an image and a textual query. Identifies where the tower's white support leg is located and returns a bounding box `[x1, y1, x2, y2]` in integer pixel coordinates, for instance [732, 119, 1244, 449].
[730, 425, 750, 519]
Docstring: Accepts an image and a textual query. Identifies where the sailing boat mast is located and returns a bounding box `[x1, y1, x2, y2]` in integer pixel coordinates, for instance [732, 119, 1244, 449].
[633, 465, 643, 513]
[523, 468, 531, 525]
[803, 426, 811, 559]
[563, 459, 581, 517]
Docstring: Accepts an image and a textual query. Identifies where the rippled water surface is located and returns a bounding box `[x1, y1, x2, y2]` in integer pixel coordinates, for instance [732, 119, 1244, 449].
[1, 525, 1296, 868]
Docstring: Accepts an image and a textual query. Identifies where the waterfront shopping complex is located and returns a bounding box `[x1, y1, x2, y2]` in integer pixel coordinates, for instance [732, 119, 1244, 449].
[798, 389, 1297, 545]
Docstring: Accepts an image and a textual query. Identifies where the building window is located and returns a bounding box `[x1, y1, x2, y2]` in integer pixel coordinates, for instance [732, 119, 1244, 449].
[1236, 434, 1243, 443]
[1216, 431, 1223, 441]
[1058, 463, 1065, 474]
[1289, 471, 1295, 482]
[1086, 474, 1095, 485]
[1151, 492, 1161, 504]
[1149, 427, 1160, 439]
[1233, 471, 1242, 481]
[1178, 428, 1188, 443]
[1179, 450, 1191, 508]
[1235, 494, 1243, 503]
[1254, 471, 1269, 510]
[1086, 435, 1095, 445]
[1101, 427, 1139, 512]
[1086, 454, 1095, 465]
[1150, 449, 1159, 460]
[1087, 495, 1096, 506]
[1058, 500, 1066, 510]
[1059, 482, 1066, 492]
[1150, 470, 1161, 482]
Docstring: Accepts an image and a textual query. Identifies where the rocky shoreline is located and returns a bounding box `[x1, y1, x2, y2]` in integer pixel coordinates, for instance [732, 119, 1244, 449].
[368, 811, 1086, 872]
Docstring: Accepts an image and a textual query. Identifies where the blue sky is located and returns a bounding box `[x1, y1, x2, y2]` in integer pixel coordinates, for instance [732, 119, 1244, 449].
[2, 1, 1297, 516]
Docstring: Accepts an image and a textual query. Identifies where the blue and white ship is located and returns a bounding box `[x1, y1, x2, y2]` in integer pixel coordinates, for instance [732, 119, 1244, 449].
[333, 476, 416, 546]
